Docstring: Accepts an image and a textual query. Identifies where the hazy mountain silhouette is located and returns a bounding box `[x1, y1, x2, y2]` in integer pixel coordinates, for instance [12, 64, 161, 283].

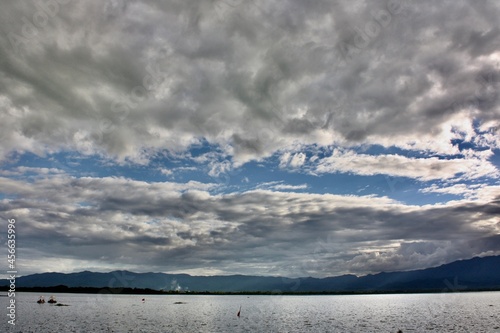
[3, 256, 499, 292]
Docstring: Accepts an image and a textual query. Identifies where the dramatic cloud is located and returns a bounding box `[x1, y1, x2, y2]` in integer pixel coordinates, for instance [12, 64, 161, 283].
[0, 0, 499, 277]
[1, 174, 499, 276]
[1, 0, 499, 166]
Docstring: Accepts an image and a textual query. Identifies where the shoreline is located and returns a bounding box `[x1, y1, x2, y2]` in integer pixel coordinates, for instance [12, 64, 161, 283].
[2, 286, 499, 296]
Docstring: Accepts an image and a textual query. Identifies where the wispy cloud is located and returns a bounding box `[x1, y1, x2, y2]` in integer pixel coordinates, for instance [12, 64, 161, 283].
[314, 148, 498, 181]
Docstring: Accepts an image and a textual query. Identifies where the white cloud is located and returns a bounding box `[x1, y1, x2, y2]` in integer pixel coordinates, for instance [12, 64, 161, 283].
[271, 183, 308, 191]
[279, 152, 307, 169]
[257, 181, 309, 191]
[420, 183, 485, 199]
[159, 168, 173, 176]
[208, 160, 232, 178]
[315, 148, 498, 181]
[289, 153, 307, 168]
[279, 152, 291, 168]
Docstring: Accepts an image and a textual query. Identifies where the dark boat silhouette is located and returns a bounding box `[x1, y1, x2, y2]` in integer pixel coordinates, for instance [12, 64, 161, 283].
[48, 296, 57, 304]
[37, 296, 45, 304]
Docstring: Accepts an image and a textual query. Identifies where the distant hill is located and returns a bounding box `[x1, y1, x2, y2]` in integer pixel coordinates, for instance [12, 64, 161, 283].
[2, 256, 499, 293]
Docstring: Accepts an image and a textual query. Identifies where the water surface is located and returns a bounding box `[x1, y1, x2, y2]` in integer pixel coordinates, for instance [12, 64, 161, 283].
[1, 291, 499, 332]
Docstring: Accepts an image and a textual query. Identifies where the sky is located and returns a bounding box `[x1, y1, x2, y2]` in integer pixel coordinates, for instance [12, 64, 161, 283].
[0, 0, 499, 279]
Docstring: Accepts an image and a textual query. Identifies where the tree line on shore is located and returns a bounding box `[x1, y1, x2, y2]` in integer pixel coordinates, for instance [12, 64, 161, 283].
[2, 285, 499, 295]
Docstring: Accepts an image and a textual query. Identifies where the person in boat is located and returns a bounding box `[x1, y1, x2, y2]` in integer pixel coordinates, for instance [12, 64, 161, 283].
[48, 296, 57, 304]
[37, 296, 45, 304]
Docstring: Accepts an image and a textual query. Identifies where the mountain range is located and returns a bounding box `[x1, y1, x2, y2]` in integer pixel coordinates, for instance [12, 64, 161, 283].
[2, 256, 499, 293]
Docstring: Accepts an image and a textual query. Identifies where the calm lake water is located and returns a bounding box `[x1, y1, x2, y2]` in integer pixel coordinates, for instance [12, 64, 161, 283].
[1, 291, 499, 332]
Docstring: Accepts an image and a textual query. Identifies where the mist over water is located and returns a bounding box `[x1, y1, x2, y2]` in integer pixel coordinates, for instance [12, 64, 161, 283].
[2, 292, 499, 332]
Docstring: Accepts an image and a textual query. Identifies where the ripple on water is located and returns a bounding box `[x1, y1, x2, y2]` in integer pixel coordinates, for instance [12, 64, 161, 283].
[3, 292, 499, 332]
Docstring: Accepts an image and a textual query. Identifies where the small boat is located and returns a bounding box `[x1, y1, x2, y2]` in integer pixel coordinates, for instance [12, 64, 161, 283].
[48, 296, 57, 304]
[37, 296, 45, 304]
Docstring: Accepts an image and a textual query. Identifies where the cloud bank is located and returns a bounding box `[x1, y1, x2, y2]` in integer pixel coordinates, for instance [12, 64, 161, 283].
[1, 174, 498, 276]
[1, 0, 499, 277]
[0, 0, 498, 169]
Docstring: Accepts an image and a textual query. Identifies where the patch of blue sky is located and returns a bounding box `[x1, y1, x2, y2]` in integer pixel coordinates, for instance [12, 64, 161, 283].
[488, 149, 500, 168]
[3, 142, 496, 207]
[236, 156, 440, 205]
[187, 139, 219, 158]
[450, 138, 491, 153]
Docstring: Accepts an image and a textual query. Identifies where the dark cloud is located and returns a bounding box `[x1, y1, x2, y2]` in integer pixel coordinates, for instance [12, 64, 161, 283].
[1, 175, 498, 276]
[0, 0, 499, 277]
[0, 0, 498, 165]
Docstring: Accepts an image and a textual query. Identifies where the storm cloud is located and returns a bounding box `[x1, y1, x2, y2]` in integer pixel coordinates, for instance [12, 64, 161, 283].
[1, 0, 499, 277]
[1, 174, 499, 276]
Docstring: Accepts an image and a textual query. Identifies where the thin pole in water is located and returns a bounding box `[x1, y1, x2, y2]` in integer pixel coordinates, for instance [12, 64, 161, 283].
[237, 305, 241, 318]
